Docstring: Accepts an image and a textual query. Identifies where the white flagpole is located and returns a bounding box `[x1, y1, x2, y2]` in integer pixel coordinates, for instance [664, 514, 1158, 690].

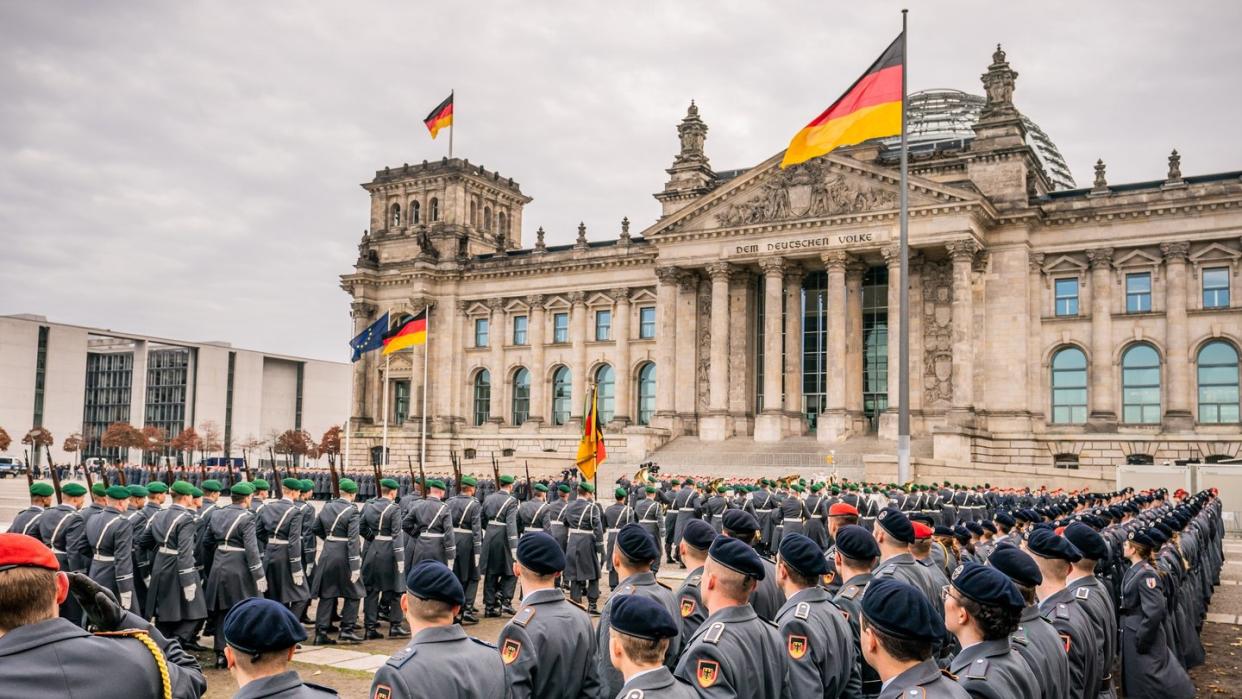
[419, 305, 430, 472]
[897, 9, 912, 484]
[381, 353, 391, 466]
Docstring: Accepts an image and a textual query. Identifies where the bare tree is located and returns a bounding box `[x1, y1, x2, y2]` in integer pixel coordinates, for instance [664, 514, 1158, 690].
[63, 433, 84, 466]
[141, 425, 167, 466]
[0, 426, 11, 453]
[101, 423, 136, 464]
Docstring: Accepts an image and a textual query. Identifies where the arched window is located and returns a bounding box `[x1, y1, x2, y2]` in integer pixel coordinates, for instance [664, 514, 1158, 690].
[1050, 347, 1087, 424]
[430, 197, 439, 222]
[636, 362, 656, 426]
[1121, 343, 1161, 424]
[551, 366, 571, 426]
[1198, 341, 1240, 423]
[473, 369, 491, 426]
[484, 206, 492, 232]
[390, 203, 401, 227]
[512, 368, 530, 426]
[594, 364, 615, 424]
[409, 200, 420, 224]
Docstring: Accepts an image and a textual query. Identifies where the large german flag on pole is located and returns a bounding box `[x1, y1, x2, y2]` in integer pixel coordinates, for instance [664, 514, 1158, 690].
[424, 93, 454, 139]
[382, 309, 428, 355]
[575, 386, 606, 481]
[781, 34, 904, 168]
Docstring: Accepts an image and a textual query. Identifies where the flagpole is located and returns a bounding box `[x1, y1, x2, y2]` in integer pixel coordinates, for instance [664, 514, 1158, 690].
[897, 9, 912, 484]
[419, 305, 430, 475]
[381, 353, 391, 468]
[448, 89, 454, 159]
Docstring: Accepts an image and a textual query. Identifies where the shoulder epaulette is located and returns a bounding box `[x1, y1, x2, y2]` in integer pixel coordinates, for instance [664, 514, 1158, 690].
[965, 657, 989, 680]
[657, 580, 672, 590]
[469, 637, 497, 649]
[840, 584, 860, 600]
[1074, 587, 1090, 600]
[1055, 603, 1070, 620]
[623, 690, 645, 699]
[386, 646, 416, 668]
[303, 681, 338, 695]
[703, 621, 725, 644]
[512, 606, 535, 627]
[566, 598, 588, 611]
[795, 602, 811, 620]
[761, 617, 779, 629]
[687, 573, 702, 588]
[620, 584, 636, 595]
[940, 669, 958, 681]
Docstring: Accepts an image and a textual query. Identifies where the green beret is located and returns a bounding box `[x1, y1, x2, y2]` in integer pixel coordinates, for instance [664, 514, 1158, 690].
[810, 483, 824, 492]
[339, 478, 358, 493]
[645, 486, 656, 493]
[426, 479, 446, 491]
[669, 479, 680, 486]
[62, 483, 87, 497]
[380, 478, 400, 490]
[579, 482, 595, 493]
[791, 484, 805, 493]
[717, 485, 729, 494]
[171, 481, 194, 496]
[460, 475, 478, 487]
[557, 483, 571, 493]
[145, 482, 168, 494]
[252, 479, 270, 490]
[127, 485, 149, 498]
[201, 479, 223, 492]
[106, 485, 131, 500]
[29, 482, 55, 497]
[190, 487, 203, 498]
[300, 479, 314, 492]
[91, 482, 107, 496]
[499, 474, 515, 485]
[534, 483, 549, 493]
[281, 477, 300, 491]
[615, 487, 628, 499]
[231, 482, 255, 496]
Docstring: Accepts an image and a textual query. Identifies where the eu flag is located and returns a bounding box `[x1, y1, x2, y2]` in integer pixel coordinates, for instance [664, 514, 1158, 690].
[350, 312, 389, 362]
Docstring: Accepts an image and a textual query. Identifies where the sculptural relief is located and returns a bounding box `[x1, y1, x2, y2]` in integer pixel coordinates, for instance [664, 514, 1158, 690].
[716, 160, 898, 227]
[921, 259, 954, 409]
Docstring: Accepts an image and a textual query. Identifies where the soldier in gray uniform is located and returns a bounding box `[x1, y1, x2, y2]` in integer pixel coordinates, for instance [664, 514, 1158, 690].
[204, 482, 267, 667]
[1118, 529, 1195, 699]
[671, 480, 701, 566]
[943, 562, 1040, 699]
[8, 481, 52, 538]
[774, 484, 808, 552]
[701, 484, 728, 534]
[774, 533, 860, 699]
[803, 483, 829, 548]
[309, 478, 366, 645]
[39, 482, 88, 622]
[547, 483, 572, 557]
[402, 479, 457, 568]
[361, 477, 409, 639]
[85, 484, 138, 613]
[821, 501, 861, 594]
[138, 481, 207, 649]
[857, 578, 969, 699]
[604, 487, 637, 589]
[1027, 527, 1100, 699]
[1063, 522, 1119, 699]
[872, 508, 944, 621]
[831, 525, 882, 698]
[292, 479, 320, 624]
[673, 536, 788, 698]
[609, 594, 698, 699]
[498, 532, 602, 699]
[258, 478, 310, 611]
[720, 508, 785, 622]
[518, 482, 551, 533]
[675, 519, 717, 646]
[221, 597, 338, 697]
[635, 485, 666, 572]
[480, 475, 520, 617]
[448, 475, 483, 622]
[563, 481, 604, 613]
[751, 481, 778, 555]
[125, 483, 152, 612]
[370, 560, 508, 699]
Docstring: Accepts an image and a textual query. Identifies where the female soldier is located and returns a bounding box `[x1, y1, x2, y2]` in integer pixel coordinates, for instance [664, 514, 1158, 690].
[1119, 528, 1194, 699]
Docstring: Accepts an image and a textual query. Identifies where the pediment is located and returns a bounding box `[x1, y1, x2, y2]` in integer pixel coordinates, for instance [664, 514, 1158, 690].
[586, 291, 614, 307]
[1042, 254, 1087, 276]
[544, 296, 571, 310]
[630, 288, 656, 304]
[463, 301, 490, 316]
[1113, 248, 1162, 269]
[1190, 242, 1240, 264]
[503, 298, 529, 313]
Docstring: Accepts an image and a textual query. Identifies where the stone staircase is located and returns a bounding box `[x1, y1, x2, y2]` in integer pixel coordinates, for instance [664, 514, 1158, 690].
[646, 434, 933, 480]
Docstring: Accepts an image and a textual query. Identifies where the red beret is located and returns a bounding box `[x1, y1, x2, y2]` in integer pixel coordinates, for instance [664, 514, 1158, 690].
[828, 503, 859, 517]
[0, 533, 60, 572]
[912, 522, 933, 540]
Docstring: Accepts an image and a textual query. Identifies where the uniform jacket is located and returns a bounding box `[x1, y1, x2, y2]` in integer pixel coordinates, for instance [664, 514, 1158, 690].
[616, 667, 697, 699]
[877, 658, 970, 699]
[676, 566, 708, 647]
[360, 496, 405, 593]
[1038, 587, 1100, 699]
[596, 571, 682, 697]
[948, 637, 1040, 699]
[9, 504, 46, 539]
[480, 490, 519, 576]
[518, 497, 551, 534]
[233, 669, 337, 697]
[310, 498, 365, 600]
[402, 495, 457, 565]
[1118, 560, 1194, 699]
[498, 587, 601, 699]
[774, 586, 860, 699]
[40, 504, 88, 572]
[84, 505, 136, 609]
[1010, 604, 1070, 699]
[750, 556, 786, 623]
[1065, 575, 1117, 696]
[834, 573, 880, 696]
[137, 503, 207, 622]
[257, 497, 309, 605]
[673, 603, 789, 699]
[563, 497, 604, 581]
[204, 503, 265, 612]
[372, 624, 509, 699]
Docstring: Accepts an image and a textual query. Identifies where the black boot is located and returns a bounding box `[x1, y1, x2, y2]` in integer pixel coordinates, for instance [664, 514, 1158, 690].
[214, 652, 227, 670]
[312, 634, 337, 646]
[499, 603, 516, 616]
[460, 609, 479, 625]
[588, 602, 600, 616]
[484, 607, 501, 618]
[338, 631, 363, 645]
[388, 626, 411, 638]
[365, 629, 384, 640]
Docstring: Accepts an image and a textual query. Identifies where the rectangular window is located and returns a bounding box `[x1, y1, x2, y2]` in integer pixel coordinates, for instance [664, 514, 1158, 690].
[639, 306, 656, 339]
[1126, 272, 1152, 313]
[474, 318, 489, 347]
[394, 380, 410, 424]
[595, 310, 612, 341]
[553, 312, 569, 343]
[1203, 267, 1230, 309]
[1054, 278, 1079, 316]
[513, 315, 528, 345]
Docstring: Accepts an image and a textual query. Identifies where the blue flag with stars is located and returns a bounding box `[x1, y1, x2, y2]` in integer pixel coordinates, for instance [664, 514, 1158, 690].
[350, 311, 389, 362]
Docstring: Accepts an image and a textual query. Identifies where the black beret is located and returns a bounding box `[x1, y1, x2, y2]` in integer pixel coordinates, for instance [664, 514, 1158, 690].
[616, 523, 659, 562]
[1025, 527, 1081, 563]
[980, 521, 997, 534]
[834, 524, 880, 560]
[682, 519, 717, 551]
[987, 544, 1042, 587]
[951, 562, 1024, 610]
[1062, 522, 1108, 561]
[778, 533, 829, 577]
[952, 526, 971, 543]
[876, 508, 915, 544]
[516, 532, 566, 575]
[964, 521, 984, 536]
[223, 597, 307, 654]
[933, 525, 953, 538]
[861, 577, 944, 644]
[1147, 526, 1169, 546]
[994, 512, 1016, 527]
[406, 560, 464, 607]
[709, 536, 765, 580]
[609, 593, 680, 641]
[1128, 529, 1156, 548]
[722, 509, 760, 535]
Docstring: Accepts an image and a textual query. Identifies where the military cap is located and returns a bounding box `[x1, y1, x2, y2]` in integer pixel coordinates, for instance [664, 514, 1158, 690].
[201, 479, 223, 492]
[791, 483, 805, 493]
[721, 509, 760, 535]
[516, 532, 565, 574]
[145, 481, 167, 494]
[778, 533, 829, 577]
[616, 523, 659, 562]
[127, 484, 149, 498]
[426, 479, 446, 491]
[299, 479, 314, 492]
[91, 482, 107, 497]
[828, 502, 859, 517]
[610, 593, 680, 641]
[339, 478, 358, 493]
[716, 485, 729, 494]
[933, 525, 954, 538]
[643, 485, 656, 493]
[281, 477, 301, 491]
[0, 532, 59, 572]
[459, 475, 478, 487]
[380, 478, 400, 490]
[909, 513, 934, 527]
[669, 479, 681, 486]
[708, 536, 765, 580]
[1026, 527, 1081, 562]
[252, 479, 270, 490]
[876, 507, 915, 544]
[170, 480, 194, 496]
[682, 519, 717, 551]
[499, 474, 516, 485]
[1147, 527, 1168, 546]
[62, 482, 87, 497]
[861, 577, 943, 643]
[405, 560, 465, 607]
[1062, 522, 1108, 561]
[578, 481, 595, 493]
[835, 524, 880, 560]
[29, 482, 54, 497]
[190, 487, 203, 498]
[951, 562, 1024, 610]
[964, 521, 984, 536]
[911, 522, 933, 540]
[223, 597, 307, 655]
[534, 483, 549, 493]
[1128, 529, 1156, 548]
[980, 521, 997, 534]
[230, 482, 255, 496]
[988, 543, 1042, 587]
[810, 482, 824, 492]
[994, 511, 1016, 527]
[557, 483, 571, 493]
[952, 526, 971, 544]
[615, 487, 628, 499]
[106, 485, 131, 500]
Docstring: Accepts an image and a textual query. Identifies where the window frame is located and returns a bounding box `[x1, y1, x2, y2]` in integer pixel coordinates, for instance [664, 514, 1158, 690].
[513, 315, 528, 346]
[551, 366, 572, 426]
[1121, 343, 1161, 424]
[472, 369, 491, 426]
[636, 362, 656, 426]
[1197, 340, 1240, 424]
[512, 368, 530, 426]
[1050, 346, 1088, 424]
[594, 364, 615, 424]
[1053, 277, 1079, 317]
[639, 306, 656, 339]
[474, 317, 489, 348]
[1202, 267, 1230, 309]
[1125, 272, 1152, 314]
[553, 312, 570, 344]
[594, 309, 612, 342]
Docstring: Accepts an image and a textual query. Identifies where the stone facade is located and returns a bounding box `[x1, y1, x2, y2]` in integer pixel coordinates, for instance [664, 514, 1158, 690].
[341, 46, 1242, 484]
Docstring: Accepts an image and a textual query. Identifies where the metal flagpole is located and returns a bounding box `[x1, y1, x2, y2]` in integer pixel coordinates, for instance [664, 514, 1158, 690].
[381, 353, 391, 467]
[448, 89, 454, 159]
[419, 305, 430, 473]
[897, 9, 912, 484]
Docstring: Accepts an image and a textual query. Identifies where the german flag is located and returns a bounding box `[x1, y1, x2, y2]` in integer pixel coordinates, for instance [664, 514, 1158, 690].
[424, 93, 454, 139]
[781, 34, 903, 168]
[382, 309, 427, 355]
[575, 386, 606, 481]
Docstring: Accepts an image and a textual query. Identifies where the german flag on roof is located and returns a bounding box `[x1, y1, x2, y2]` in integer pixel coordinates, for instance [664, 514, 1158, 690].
[781, 34, 903, 168]
[424, 93, 454, 139]
[382, 309, 427, 355]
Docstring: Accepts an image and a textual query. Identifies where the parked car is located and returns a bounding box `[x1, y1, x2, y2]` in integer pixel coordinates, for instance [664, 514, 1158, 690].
[0, 456, 26, 478]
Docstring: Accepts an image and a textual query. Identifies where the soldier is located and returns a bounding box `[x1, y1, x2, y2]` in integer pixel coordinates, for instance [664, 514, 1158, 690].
[402, 479, 457, 568]
[1026, 527, 1100, 699]
[258, 478, 310, 612]
[298, 479, 319, 582]
[138, 481, 208, 651]
[608, 594, 698, 699]
[857, 577, 969, 699]
[80, 482, 109, 528]
[125, 483, 152, 613]
[751, 480, 778, 555]
[9, 482, 53, 538]
[673, 536, 788, 697]
[661, 479, 679, 563]
[547, 483, 572, 559]
[673, 480, 704, 564]
[988, 544, 1070, 699]
[873, 508, 944, 620]
[804, 483, 829, 548]
[563, 481, 604, 613]
[498, 532, 602, 698]
[361, 477, 409, 639]
[943, 562, 1040, 699]
[250, 478, 271, 516]
[831, 525, 882, 698]
[204, 482, 267, 668]
[774, 483, 807, 552]
[449, 475, 484, 622]
[720, 508, 785, 622]
[636, 484, 667, 572]
[38, 481, 87, 623]
[0, 533, 207, 698]
[85, 484, 137, 613]
[675, 519, 717, 646]
[480, 474, 520, 618]
[701, 484, 728, 534]
[1063, 522, 1119, 699]
[603, 487, 637, 589]
[309, 478, 366, 646]
[1118, 529, 1195, 699]
[774, 533, 860, 699]
[911, 522, 951, 602]
[821, 501, 860, 595]
[369, 560, 508, 699]
[518, 482, 551, 534]
[220, 597, 338, 697]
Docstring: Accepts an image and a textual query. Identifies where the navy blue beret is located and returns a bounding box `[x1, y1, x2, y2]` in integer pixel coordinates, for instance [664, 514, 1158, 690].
[980, 521, 997, 534]
[617, 523, 659, 561]
[988, 543, 1042, 587]
[835, 524, 880, 560]
[223, 597, 307, 654]
[876, 508, 915, 544]
[779, 533, 829, 577]
[951, 561, 1024, 610]
[682, 519, 717, 551]
[722, 509, 760, 534]
[1025, 527, 1081, 563]
[1023, 508, 1041, 522]
[406, 560, 465, 606]
[953, 525, 971, 543]
[609, 593, 679, 641]
[1147, 526, 1169, 545]
[933, 525, 953, 538]
[1128, 529, 1156, 548]
[1062, 522, 1108, 561]
[861, 577, 944, 644]
[709, 536, 765, 580]
[517, 532, 566, 574]
[964, 521, 984, 536]
[994, 512, 1016, 527]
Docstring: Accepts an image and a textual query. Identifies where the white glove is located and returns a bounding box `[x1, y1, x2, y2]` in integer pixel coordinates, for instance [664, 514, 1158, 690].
[474, 554, 480, 569]
[350, 568, 361, 584]
[142, 576, 151, 587]
[397, 562, 405, 577]
[510, 548, 517, 561]
[292, 571, 305, 587]
[183, 584, 196, 602]
[257, 577, 268, 594]
[120, 592, 132, 610]
[446, 558, 455, 572]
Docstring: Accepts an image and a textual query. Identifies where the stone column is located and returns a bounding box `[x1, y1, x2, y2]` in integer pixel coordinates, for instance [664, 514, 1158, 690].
[653, 267, 680, 429]
[1027, 253, 1045, 418]
[526, 294, 547, 426]
[818, 251, 851, 441]
[674, 271, 701, 420]
[487, 298, 506, 426]
[1086, 248, 1116, 426]
[880, 245, 902, 438]
[947, 240, 979, 419]
[755, 258, 787, 442]
[1162, 242, 1192, 428]
[349, 301, 376, 419]
[783, 266, 806, 434]
[845, 260, 865, 426]
[611, 288, 633, 427]
[569, 291, 588, 426]
[702, 263, 734, 440]
[454, 300, 471, 428]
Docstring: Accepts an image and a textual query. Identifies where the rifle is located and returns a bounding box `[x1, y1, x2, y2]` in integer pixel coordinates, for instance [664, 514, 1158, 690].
[373, 445, 384, 492]
[46, 445, 62, 504]
[491, 452, 501, 491]
[412, 454, 426, 500]
[241, 450, 252, 484]
[327, 454, 340, 499]
[450, 450, 461, 491]
[83, 458, 95, 492]
[165, 457, 175, 487]
[116, 461, 128, 486]
[405, 452, 417, 492]
[24, 449, 33, 488]
[525, 460, 533, 501]
[199, 458, 208, 485]
[269, 447, 282, 498]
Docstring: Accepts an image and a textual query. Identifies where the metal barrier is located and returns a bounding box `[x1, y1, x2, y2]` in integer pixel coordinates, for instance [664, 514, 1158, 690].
[1118, 463, 1242, 533]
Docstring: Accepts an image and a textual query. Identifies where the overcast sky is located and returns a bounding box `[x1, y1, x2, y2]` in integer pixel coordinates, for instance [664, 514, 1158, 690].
[3, 2, 1239, 362]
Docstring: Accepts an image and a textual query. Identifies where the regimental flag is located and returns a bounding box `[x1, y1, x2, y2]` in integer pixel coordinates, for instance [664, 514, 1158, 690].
[575, 386, 607, 481]
[781, 34, 904, 168]
[424, 93, 454, 139]
[350, 312, 389, 362]
[382, 309, 428, 355]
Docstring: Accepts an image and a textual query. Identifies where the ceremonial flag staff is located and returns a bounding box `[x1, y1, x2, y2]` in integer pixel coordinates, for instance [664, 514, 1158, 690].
[897, 9, 911, 483]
